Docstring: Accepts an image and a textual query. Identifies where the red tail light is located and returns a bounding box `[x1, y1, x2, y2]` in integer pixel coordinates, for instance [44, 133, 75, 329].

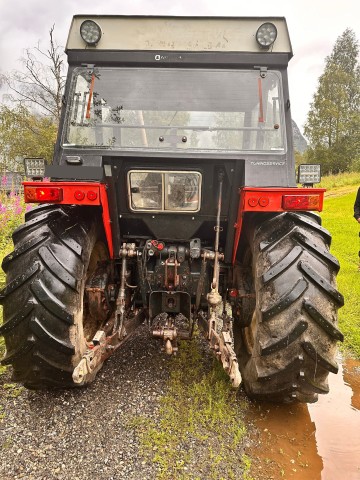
[74, 190, 85, 201]
[87, 190, 98, 201]
[282, 194, 321, 211]
[259, 196, 269, 207]
[25, 186, 63, 203]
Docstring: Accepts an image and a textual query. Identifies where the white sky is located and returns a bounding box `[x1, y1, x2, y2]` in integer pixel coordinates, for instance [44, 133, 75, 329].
[0, 0, 359, 132]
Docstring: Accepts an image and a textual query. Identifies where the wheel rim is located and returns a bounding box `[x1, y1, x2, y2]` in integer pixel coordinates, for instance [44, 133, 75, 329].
[234, 248, 257, 356]
[83, 241, 109, 342]
[243, 311, 257, 355]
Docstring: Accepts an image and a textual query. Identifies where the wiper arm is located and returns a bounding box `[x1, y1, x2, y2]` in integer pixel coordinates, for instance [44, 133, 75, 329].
[86, 74, 96, 119]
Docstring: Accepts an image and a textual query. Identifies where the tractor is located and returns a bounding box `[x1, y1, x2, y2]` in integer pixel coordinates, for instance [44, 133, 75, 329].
[0, 16, 343, 403]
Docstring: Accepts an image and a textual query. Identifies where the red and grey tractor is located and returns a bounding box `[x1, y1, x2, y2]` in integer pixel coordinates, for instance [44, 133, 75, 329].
[0, 16, 343, 402]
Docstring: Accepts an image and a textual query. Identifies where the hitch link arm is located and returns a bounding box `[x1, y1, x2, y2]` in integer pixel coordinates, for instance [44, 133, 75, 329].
[73, 330, 106, 384]
[199, 169, 241, 388]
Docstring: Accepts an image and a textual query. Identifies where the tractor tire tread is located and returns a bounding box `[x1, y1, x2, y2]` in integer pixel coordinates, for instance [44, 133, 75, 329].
[0, 204, 105, 388]
[236, 212, 343, 403]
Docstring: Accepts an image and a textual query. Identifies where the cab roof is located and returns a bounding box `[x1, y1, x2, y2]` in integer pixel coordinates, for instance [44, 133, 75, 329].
[66, 15, 293, 58]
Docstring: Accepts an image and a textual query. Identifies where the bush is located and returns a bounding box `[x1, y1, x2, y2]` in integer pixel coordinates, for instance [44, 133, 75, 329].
[0, 177, 32, 250]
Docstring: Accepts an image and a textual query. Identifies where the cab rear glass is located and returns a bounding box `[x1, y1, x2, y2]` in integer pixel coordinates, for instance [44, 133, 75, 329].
[64, 67, 286, 154]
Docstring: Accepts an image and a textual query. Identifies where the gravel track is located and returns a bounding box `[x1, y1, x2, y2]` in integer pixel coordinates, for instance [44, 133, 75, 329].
[0, 325, 171, 480]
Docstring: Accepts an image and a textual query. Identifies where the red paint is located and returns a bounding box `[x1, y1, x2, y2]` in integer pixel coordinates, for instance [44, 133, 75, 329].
[151, 240, 165, 251]
[232, 187, 326, 264]
[99, 183, 114, 258]
[23, 181, 114, 258]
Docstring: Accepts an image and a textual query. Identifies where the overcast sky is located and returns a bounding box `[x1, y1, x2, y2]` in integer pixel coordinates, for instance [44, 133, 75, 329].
[0, 0, 359, 132]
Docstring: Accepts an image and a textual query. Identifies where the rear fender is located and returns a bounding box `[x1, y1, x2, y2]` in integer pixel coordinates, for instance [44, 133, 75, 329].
[233, 187, 326, 264]
[23, 181, 114, 258]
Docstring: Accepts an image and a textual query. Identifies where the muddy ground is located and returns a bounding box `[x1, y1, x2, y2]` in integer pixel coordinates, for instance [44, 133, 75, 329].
[0, 329, 359, 480]
[247, 355, 360, 480]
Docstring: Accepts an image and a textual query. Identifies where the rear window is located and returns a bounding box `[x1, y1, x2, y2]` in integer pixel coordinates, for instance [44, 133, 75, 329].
[64, 67, 286, 154]
[128, 170, 202, 212]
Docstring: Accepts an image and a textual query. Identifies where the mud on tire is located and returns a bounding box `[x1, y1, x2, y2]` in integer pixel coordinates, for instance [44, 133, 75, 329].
[0, 204, 109, 388]
[235, 212, 344, 403]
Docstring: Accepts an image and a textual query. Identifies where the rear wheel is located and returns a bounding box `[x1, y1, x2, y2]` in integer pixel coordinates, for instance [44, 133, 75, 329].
[234, 212, 344, 403]
[0, 204, 110, 388]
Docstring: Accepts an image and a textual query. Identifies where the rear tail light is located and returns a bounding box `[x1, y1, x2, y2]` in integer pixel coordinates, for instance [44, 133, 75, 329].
[74, 190, 85, 201]
[259, 197, 269, 207]
[87, 190, 98, 201]
[282, 194, 321, 211]
[247, 196, 270, 208]
[248, 197, 258, 207]
[24, 186, 63, 203]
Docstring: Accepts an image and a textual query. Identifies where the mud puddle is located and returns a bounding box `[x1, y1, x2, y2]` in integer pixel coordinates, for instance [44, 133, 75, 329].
[246, 355, 360, 479]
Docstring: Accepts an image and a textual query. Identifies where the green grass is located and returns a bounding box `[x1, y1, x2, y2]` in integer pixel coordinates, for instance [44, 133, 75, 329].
[318, 171, 360, 190]
[129, 338, 251, 480]
[320, 191, 360, 356]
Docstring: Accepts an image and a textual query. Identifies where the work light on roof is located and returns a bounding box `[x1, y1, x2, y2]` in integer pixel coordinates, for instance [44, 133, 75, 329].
[256, 22, 277, 49]
[80, 20, 102, 46]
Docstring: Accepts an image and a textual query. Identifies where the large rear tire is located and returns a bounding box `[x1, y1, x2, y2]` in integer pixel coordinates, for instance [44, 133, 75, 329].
[234, 212, 344, 403]
[0, 204, 109, 388]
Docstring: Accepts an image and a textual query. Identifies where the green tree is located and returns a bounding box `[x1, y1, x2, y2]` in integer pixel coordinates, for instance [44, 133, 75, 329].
[0, 105, 57, 172]
[294, 150, 306, 170]
[304, 29, 360, 174]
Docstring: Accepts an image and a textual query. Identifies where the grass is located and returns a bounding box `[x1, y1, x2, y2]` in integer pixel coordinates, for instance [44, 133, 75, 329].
[320, 190, 360, 356]
[129, 337, 252, 480]
[318, 171, 360, 190]
[2, 383, 24, 398]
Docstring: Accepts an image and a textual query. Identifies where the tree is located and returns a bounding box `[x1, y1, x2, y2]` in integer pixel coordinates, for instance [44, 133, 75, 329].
[0, 26, 65, 172]
[304, 29, 360, 174]
[0, 105, 57, 172]
[1, 26, 66, 123]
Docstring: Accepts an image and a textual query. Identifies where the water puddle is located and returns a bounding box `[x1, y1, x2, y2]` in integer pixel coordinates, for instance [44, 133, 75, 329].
[247, 356, 360, 479]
